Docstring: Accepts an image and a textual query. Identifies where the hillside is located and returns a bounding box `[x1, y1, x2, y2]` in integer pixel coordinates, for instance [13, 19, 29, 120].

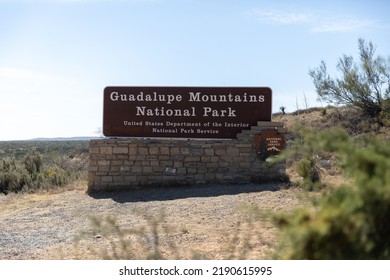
[273, 106, 389, 138]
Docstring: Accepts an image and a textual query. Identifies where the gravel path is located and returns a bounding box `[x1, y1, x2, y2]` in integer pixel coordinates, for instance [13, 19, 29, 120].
[0, 182, 304, 260]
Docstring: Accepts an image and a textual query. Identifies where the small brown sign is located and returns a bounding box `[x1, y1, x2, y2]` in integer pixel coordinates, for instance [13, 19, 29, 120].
[255, 130, 285, 159]
[103, 86, 272, 138]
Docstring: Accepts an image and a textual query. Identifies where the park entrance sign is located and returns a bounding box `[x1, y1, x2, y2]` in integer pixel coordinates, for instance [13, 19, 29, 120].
[103, 86, 272, 138]
[90, 86, 286, 193]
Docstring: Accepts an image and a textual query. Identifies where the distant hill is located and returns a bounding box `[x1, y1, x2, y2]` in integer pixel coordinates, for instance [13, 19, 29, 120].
[29, 136, 100, 141]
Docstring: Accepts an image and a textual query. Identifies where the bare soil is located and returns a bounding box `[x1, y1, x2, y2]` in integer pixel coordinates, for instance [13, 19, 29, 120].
[0, 181, 308, 260]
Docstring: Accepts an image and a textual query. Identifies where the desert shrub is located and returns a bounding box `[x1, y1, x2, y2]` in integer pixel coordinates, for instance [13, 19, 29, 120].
[278, 123, 327, 189]
[309, 38, 390, 119]
[45, 165, 68, 186]
[295, 158, 321, 191]
[0, 157, 27, 194]
[0, 142, 89, 194]
[24, 150, 42, 177]
[275, 129, 390, 259]
[51, 154, 88, 181]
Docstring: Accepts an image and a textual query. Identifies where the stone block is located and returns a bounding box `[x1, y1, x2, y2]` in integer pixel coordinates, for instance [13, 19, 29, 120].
[184, 162, 197, 168]
[120, 166, 131, 172]
[157, 159, 170, 165]
[98, 160, 110, 166]
[89, 147, 100, 154]
[136, 155, 146, 161]
[171, 155, 185, 161]
[185, 156, 200, 162]
[132, 166, 142, 173]
[101, 176, 113, 182]
[177, 167, 187, 174]
[110, 166, 121, 172]
[190, 148, 203, 156]
[201, 156, 211, 163]
[215, 149, 226, 156]
[160, 147, 170, 155]
[173, 161, 184, 168]
[143, 166, 153, 173]
[152, 166, 164, 172]
[111, 160, 124, 166]
[195, 174, 205, 181]
[197, 167, 207, 174]
[159, 155, 170, 160]
[113, 176, 124, 182]
[128, 146, 138, 154]
[205, 173, 216, 180]
[149, 147, 160, 155]
[124, 176, 138, 182]
[113, 147, 128, 154]
[227, 147, 239, 156]
[100, 147, 112, 155]
[210, 156, 219, 163]
[240, 162, 251, 168]
[180, 147, 191, 155]
[187, 167, 197, 174]
[139, 147, 149, 155]
[89, 166, 98, 172]
[170, 147, 180, 155]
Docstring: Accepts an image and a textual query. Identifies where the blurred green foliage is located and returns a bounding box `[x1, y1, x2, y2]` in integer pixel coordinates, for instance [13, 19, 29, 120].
[275, 128, 390, 259]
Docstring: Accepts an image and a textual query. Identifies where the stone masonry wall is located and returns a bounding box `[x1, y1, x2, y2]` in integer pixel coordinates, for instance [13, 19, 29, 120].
[88, 122, 287, 192]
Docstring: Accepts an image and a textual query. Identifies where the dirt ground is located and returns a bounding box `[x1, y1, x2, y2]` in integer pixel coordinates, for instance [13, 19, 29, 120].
[0, 180, 309, 260]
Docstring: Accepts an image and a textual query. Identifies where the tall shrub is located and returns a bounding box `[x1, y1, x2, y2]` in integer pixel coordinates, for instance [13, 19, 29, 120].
[0, 157, 27, 194]
[309, 39, 390, 118]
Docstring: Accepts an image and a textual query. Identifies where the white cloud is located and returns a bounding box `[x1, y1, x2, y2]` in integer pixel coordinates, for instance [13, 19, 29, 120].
[251, 9, 313, 25]
[250, 7, 377, 33]
[310, 18, 376, 33]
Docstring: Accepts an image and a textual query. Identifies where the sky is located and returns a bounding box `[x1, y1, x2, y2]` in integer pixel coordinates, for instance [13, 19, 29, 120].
[0, 0, 389, 140]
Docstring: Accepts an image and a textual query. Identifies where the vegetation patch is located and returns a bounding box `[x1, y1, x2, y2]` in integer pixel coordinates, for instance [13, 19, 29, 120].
[0, 141, 88, 194]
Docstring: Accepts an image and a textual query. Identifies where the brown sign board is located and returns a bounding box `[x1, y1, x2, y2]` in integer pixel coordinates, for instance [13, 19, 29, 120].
[103, 86, 272, 139]
[255, 130, 285, 159]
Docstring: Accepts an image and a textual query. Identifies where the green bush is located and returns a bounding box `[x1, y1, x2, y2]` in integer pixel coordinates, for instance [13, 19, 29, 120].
[275, 129, 390, 259]
[24, 150, 42, 177]
[0, 143, 88, 194]
[0, 157, 26, 194]
[45, 166, 68, 186]
[309, 38, 390, 119]
[277, 123, 325, 190]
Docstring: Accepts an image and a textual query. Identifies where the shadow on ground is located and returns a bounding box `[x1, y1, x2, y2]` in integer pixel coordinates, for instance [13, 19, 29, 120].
[89, 182, 289, 203]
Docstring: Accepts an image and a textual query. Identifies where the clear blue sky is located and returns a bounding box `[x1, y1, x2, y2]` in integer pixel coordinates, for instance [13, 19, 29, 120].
[1, 0, 389, 140]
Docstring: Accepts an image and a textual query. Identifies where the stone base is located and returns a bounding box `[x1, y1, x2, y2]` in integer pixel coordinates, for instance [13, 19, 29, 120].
[88, 122, 287, 193]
